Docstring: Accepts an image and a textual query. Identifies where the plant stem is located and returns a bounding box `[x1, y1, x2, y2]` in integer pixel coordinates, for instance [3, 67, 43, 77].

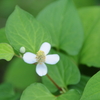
[46, 74, 62, 91]
[14, 54, 22, 58]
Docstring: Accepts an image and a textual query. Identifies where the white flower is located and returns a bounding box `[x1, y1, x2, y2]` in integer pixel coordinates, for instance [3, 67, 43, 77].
[22, 42, 60, 76]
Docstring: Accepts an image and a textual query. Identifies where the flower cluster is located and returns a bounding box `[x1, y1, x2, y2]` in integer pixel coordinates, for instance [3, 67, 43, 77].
[20, 42, 60, 76]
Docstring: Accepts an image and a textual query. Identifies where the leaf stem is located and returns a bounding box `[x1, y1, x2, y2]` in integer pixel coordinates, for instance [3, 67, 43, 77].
[46, 74, 62, 91]
[14, 54, 22, 58]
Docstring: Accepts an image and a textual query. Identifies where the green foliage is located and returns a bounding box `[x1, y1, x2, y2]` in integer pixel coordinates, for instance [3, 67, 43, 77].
[0, 83, 20, 100]
[1, 0, 100, 100]
[0, 28, 9, 43]
[4, 58, 40, 89]
[17, 0, 56, 17]
[6, 6, 51, 53]
[42, 51, 80, 92]
[73, 0, 96, 8]
[37, 0, 84, 55]
[20, 83, 80, 100]
[80, 71, 100, 100]
[57, 89, 80, 100]
[20, 83, 56, 100]
[0, 43, 14, 61]
[0, 83, 14, 99]
[0, 0, 16, 18]
[79, 7, 100, 67]
[70, 75, 90, 94]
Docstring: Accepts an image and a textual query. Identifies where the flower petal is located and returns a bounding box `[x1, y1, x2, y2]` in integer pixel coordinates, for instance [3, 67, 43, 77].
[39, 42, 51, 55]
[45, 54, 60, 64]
[23, 52, 36, 64]
[36, 63, 47, 76]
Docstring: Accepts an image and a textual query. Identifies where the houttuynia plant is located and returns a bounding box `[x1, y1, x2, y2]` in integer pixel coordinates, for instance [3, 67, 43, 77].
[0, 0, 100, 100]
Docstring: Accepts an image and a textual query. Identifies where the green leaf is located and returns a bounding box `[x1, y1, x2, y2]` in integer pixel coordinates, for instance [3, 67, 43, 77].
[0, 28, 9, 43]
[0, 43, 14, 61]
[80, 71, 100, 100]
[20, 83, 56, 100]
[79, 7, 100, 67]
[0, 83, 15, 99]
[0, 83, 20, 100]
[73, 0, 95, 8]
[42, 51, 80, 92]
[5, 6, 51, 53]
[20, 83, 80, 100]
[37, 0, 83, 55]
[8, 93, 20, 100]
[57, 89, 80, 100]
[4, 58, 40, 89]
[70, 75, 90, 94]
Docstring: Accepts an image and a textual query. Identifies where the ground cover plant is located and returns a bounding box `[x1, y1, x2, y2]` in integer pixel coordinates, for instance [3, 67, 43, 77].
[0, 0, 100, 100]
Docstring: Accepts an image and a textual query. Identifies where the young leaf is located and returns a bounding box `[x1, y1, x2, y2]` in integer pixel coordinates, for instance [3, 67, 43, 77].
[80, 71, 100, 100]
[42, 51, 80, 92]
[0, 43, 14, 61]
[79, 7, 100, 67]
[6, 6, 51, 53]
[20, 83, 56, 100]
[37, 0, 84, 55]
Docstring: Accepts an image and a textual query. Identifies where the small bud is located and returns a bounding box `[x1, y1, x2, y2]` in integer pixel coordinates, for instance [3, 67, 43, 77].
[20, 47, 26, 53]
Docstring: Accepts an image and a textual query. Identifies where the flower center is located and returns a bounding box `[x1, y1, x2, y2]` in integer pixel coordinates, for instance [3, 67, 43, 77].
[36, 50, 46, 64]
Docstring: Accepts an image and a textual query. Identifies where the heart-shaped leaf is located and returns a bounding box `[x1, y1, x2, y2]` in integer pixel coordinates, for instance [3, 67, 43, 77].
[20, 83, 80, 100]
[42, 51, 80, 93]
[37, 0, 84, 55]
[20, 83, 56, 100]
[5, 6, 51, 53]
